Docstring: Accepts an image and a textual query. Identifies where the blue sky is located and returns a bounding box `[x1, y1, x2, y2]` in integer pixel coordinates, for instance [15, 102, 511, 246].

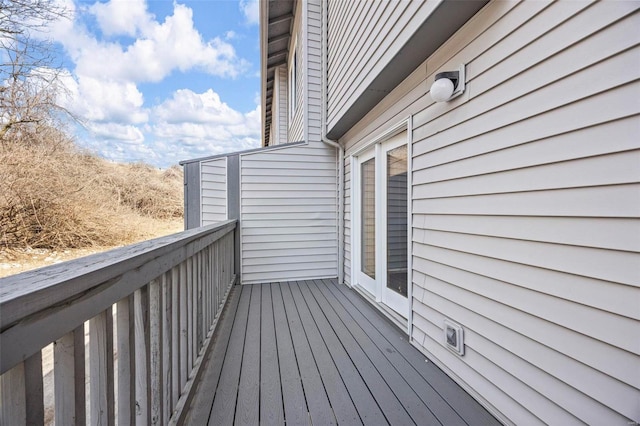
[47, 0, 261, 168]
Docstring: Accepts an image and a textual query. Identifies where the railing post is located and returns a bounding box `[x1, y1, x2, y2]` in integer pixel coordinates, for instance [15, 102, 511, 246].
[227, 154, 241, 281]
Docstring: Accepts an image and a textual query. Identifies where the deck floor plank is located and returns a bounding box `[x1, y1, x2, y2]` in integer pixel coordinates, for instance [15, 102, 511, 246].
[235, 285, 261, 425]
[316, 278, 462, 425]
[271, 283, 312, 426]
[259, 284, 284, 425]
[185, 279, 499, 426]
[182, 284, 241, 425]
[307, 279, 442, 425]
[329, 279, 500, 426]
[297, 280, 399, 425]
[208, 285, 251, 426]
[285, 282, 361, 425]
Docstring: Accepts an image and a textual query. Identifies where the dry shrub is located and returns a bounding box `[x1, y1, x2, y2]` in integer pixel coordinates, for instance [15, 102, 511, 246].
[97, 162, 183, 220]
[0, 130, 183, 249]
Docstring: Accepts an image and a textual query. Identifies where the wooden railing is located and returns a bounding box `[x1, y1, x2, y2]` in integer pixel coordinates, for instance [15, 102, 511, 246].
[0, 220, 237, 425]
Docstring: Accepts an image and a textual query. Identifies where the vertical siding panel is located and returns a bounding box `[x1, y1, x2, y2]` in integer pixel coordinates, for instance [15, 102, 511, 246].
[201, 158, 227, 224]
[340, 1, 640, 424]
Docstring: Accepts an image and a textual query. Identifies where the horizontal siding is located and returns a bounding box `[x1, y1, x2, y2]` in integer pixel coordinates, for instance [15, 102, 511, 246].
[276, 66, 288, 144]
[340, 1, 640, 424]
[326, 0, 440, 130]
[201, 158, 227, 224]
[307, 0, 323, 146]
[288, 3, 304, 143]
[240, 144, 338, 284]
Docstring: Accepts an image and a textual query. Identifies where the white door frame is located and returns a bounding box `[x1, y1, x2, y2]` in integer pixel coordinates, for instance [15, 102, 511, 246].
[351, 119, 412, 323]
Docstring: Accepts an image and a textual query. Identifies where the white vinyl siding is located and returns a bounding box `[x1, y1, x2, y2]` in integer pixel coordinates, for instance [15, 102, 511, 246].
[272, 66, 288, 145]
[288, 5, 304, 142]
[306, 0, 323, 145]
[201, 158, 227, 224]
[240, 144, 338, 284]
[326, 0, 441, 131]
[341, 1, 640, 424]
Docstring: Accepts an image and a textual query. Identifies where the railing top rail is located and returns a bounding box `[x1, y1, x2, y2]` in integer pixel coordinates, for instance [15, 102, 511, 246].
[0, 219, 236, 332]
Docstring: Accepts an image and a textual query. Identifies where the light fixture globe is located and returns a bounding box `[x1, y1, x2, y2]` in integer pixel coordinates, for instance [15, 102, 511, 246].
[430, 77, 455, 102]
[429, 64, 466, 103]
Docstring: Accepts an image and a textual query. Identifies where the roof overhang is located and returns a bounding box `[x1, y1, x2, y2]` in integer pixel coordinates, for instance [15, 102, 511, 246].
[326, 0, 490, 140]
[261, 0, 296, 147]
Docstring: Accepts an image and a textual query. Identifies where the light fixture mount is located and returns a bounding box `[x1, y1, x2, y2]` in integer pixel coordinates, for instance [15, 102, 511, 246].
[430, 64, 466, 103]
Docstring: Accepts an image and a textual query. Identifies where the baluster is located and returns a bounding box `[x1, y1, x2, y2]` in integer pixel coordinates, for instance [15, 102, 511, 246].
[214, 243, 218, 320]
[134, 286, 150, 425]
[186, 256, 194, 371]
[171, 265, 181, 409]
[1, 362, 26, 424]
[180, 261, 189, 390]
[162, 272, 172, 422]
[207, 246, 212, 329]
[54, 326, 85, 424]
[89, 308, 114, 426]
[149, 278, 163, 425]
[25, 351, 44, 425]
[196, 251, 203, 352]
[203, 247, 209, 333]
[117, 296, 135, 425]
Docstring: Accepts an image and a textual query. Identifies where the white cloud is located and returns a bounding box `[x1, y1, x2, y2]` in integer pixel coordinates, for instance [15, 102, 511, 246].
[54, 2, 246, 83]
[89, 122, 145, 143]
[57, 71, 148, 124]
[151, 88, 260, 154]
[37, 0, 261, 167]
[240, 0, 259, 25]
[90, 0, 152, 37]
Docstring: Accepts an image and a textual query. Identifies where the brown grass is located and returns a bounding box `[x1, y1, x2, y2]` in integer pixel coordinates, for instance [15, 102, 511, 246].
[0, 133, 184, 250]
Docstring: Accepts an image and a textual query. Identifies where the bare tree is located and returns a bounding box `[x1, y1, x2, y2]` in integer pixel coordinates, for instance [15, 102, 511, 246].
[0, 0, 69, 141]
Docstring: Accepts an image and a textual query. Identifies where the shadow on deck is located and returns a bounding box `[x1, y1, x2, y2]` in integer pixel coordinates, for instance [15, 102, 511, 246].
[184, 279, 499, 425]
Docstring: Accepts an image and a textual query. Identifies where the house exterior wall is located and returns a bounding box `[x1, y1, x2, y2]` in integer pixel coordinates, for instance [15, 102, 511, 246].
[237, 0, 338, 285]
[326, 0, 441, 132]
[340, 1, 640, 424]
[239, 144, 337, 284]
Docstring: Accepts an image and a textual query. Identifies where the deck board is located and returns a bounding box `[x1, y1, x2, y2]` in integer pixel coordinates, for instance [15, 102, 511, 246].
[185, 279, 500, 425]
[271, 283, 310, 425]
[207, 285, 251, 425]
[307, 279, 441, 425]
[286, 281, 362, 425]
[235, 285, 261, 425]
[259, 284, 284, 425]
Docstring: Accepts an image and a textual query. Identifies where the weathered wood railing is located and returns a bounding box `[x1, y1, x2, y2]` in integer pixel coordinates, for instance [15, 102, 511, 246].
[0, 220, 237, 425]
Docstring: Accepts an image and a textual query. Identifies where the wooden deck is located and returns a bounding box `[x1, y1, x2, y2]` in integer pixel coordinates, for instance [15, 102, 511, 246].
[184, 279, 499, 425]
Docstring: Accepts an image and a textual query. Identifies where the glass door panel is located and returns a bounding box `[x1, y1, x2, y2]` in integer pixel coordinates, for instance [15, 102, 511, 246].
[386, 145, 408, 297]
[361, 158, 376, 280]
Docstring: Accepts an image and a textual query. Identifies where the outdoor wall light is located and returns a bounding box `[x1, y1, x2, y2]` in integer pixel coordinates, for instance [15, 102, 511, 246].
[430, 64, 466, 102]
